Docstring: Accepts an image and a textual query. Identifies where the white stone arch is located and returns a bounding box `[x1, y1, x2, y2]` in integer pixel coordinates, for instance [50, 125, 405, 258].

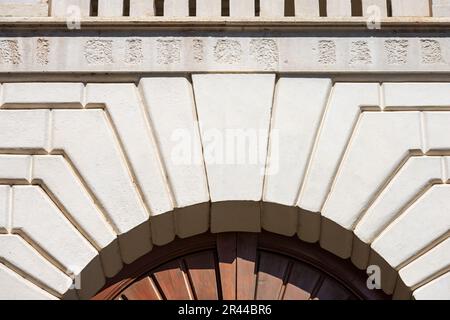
[0, 77, 449, 300]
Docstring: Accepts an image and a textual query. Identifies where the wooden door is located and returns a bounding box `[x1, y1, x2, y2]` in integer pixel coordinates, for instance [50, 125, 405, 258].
[93, 232, 390, 300]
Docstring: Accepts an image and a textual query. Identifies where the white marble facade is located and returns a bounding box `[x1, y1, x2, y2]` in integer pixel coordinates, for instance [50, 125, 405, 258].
[0, 0, 449, 300]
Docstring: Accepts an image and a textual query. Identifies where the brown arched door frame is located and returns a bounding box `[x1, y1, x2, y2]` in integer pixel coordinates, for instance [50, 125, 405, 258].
[93, 232, 390, 300]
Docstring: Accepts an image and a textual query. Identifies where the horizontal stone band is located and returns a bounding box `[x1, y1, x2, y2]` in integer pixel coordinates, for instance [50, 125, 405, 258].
[0, 31, 450, 73]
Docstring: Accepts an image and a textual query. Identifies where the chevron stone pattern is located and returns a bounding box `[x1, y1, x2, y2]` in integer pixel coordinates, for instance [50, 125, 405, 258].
[0, 77, 449, 300]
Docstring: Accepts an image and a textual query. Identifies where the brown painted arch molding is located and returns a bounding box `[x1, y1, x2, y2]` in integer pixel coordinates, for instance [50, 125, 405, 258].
[92, 232, 390, 300]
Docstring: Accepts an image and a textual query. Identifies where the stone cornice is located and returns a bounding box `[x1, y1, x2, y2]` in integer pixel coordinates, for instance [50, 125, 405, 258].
[1, 17, 450, 74]
[1, 17, 450, 31]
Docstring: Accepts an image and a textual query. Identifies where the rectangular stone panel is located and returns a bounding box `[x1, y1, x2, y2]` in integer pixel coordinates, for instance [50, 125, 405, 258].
[0, 155, 30, 182]
[164, 0, 189, 16]
[98, 0, 123, 17]
[50, 0, 90, 17]
[383, 83, 450, 109]
[432, 0, 450, 16]
[362, 0, 388, 17]
[295, 0, 320, 17]
[1, 83, 84, 108]
[327, 0, 352, 16]
[130, 0, 155, 16]
[229, 0, 254, 17]
[391, 0, 430, 16]
[197, 0, 221, 17]
[0, 0, 48, 17]
[0, 109, 50, 152]
[260, 0, 285, 17]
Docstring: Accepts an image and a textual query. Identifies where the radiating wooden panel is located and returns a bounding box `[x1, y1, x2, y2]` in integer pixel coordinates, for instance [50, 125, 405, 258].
[217, 233, 237, 300]
[121, 277, 161, 300]
[97, 232, 388, 300]
[256, 252, 290, 300]
[184, 251, 219, 300]
[153, 260, 192, 300]
[236, 233, 258, 300]
[314, 277, 354, 300]
[283, 262, 322, 300]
